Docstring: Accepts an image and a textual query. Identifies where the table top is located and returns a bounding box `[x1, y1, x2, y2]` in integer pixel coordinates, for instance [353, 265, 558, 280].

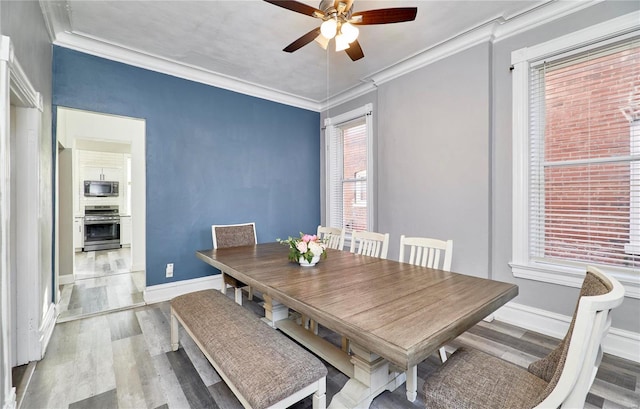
[196, 242, 518, 369]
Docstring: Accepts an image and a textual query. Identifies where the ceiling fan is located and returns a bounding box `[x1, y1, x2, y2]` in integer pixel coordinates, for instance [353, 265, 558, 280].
[263, 0, 417, 61]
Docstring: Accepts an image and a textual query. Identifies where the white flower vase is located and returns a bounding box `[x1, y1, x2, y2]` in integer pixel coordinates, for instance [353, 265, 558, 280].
[299, 254, 320, 267]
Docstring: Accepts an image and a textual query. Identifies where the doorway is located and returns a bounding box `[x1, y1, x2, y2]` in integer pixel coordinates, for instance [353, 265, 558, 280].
[55, 107, 146, 322]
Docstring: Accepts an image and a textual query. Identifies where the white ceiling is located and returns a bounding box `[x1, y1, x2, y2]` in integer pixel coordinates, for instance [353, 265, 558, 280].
[40, 0, 571, 109]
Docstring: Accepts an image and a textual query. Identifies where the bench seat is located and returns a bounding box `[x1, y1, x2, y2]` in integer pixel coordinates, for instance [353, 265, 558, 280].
[171, 289, 327, 409]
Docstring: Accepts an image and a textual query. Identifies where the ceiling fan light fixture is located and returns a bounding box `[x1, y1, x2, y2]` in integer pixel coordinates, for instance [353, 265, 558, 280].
[335, 33, 350, 51]
[341, 22, 359, 43]
[320, 18, 338, 39]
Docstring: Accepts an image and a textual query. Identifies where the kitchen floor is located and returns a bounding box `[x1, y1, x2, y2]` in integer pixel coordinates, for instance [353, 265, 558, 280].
[57, 248, 145, 323]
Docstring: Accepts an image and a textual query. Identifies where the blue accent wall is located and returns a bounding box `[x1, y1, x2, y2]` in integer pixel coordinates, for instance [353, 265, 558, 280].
[53, 47, 321, 286]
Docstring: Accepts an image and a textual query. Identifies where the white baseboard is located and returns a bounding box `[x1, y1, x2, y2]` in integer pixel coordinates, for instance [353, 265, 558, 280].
[58, 274, 74, 285]
[494, 302, 640, 363]
[3, 387, 16, 409]
[143, 274, 223, 304]
[39, 302, 57, 359]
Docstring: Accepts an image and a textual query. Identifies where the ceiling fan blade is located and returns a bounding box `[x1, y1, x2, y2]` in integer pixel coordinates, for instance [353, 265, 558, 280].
[344, 39, 364, 61]
[351, 7, 418, 25]
[263, 0, 324, 18]
[283, 27, 322, 53]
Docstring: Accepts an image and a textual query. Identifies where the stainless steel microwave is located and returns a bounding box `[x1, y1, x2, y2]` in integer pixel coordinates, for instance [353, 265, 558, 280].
[84, 180, 119, 197]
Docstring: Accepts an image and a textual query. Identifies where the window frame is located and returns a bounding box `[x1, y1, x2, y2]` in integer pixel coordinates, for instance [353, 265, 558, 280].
[510, 11, 640, 298]
[324, 103, 374, 233]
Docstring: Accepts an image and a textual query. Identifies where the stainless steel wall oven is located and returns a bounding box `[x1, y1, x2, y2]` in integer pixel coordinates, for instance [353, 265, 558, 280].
[84, 205, 121, 251]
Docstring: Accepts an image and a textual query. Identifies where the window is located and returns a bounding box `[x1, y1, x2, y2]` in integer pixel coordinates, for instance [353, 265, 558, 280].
[511, 12, 640, 297]
[325, 104, 373, 234]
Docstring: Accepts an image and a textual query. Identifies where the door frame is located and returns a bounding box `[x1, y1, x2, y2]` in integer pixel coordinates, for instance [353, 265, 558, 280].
[1, 34, 46, 409]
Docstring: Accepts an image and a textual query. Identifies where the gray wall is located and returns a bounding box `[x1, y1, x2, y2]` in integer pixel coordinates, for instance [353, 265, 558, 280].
[324, 2, 639, 332]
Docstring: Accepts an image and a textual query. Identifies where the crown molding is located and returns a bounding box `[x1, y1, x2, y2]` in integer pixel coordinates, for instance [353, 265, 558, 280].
[38, 0, 71, 43]
[323, 0, 604, 108]
[53, 31, 322, 112]
[41, 0, 604, 112]
[320, 81, 377, 111]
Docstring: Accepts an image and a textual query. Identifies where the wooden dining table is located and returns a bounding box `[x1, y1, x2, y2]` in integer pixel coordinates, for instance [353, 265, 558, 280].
[196, 242, 518, 409]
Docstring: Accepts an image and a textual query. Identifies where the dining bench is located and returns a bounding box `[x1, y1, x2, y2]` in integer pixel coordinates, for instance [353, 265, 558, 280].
[170, 289, 327, 409]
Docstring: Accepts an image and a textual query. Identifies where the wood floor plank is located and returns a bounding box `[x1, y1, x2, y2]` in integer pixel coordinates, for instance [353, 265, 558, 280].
[68, 388, 118, 409]
[106, 309, 143, 341]
[178, 326, 222, 387]
[22, 298, 640, 409]
[165, 348, 219, 409]
[150, 353, 191, 409]
[112, 336, 148, 409]
[128, 334, 168, 409]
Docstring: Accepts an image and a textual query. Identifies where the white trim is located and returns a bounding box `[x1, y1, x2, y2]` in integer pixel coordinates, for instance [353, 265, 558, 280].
[510, 12, 640, 297]
[494, 301, 640, 363]
[0, 37, 42, 111]
[511, 262, 640, 299]
[143, 275, 223, 304]
[2, 389, 15, 409]
[0, 35, 13, 409]
[39, 302, 56, 358]
[1, 35, 46, 409]
[52, 32, 320, 112]
[39, 0, 599, 110]
[323, 103, 372, 127]
[58, 274, 74, 286]
[15, 107, 43, 364]
[510, 10, 640, 64]
[324, 104, 374, 231]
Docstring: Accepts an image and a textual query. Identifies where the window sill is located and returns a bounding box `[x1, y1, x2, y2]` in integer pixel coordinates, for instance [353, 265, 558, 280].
[509, 261, 640, 299]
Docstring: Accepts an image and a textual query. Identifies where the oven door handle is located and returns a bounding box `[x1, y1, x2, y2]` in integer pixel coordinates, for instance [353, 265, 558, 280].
[84, 220, 121, 225]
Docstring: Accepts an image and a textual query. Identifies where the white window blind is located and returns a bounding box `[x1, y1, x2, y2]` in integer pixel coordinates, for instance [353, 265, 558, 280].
[327, 124, 343, 229]
[528, 36, 640, 271]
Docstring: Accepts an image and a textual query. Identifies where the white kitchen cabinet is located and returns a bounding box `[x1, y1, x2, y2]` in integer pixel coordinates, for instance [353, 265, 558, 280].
[120, 216, 131, 246]
[83, 166, 121, 182]
[74, 217, 84, 251]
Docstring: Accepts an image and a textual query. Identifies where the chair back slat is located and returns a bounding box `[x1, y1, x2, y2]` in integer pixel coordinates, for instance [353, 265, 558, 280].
[399, 235, 453, 271]
[350, 231, 390, 259]
[317, 225, 345, 250]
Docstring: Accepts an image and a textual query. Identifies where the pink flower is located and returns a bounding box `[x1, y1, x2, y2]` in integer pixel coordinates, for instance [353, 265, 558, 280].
[296, 241, 308, 253]
[302, 234, 314, 243]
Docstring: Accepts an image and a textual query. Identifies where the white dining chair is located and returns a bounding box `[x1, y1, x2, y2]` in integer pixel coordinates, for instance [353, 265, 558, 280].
[399, 234, 453, 363]
[350, 230, 390, 259]
[317, 225, 345, 250]
[212, 222, 257, 305]
[423, 265, 625, 409]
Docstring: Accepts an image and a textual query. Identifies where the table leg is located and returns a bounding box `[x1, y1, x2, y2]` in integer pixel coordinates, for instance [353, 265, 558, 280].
[328, 343, 405, 409]
[170, 310, 179, 351]
[406, 365, 417, 402]
[261, 294, 289, 328]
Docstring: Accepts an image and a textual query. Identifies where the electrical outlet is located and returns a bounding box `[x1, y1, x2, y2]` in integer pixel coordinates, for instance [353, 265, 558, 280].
[166, 263, 174, 278]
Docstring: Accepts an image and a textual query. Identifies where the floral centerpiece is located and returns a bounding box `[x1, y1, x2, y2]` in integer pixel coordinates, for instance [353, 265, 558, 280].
[278, 233, 327, 266]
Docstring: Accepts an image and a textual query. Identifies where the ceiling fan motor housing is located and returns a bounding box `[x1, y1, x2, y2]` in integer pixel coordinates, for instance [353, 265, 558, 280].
[319, 0, 352, 20]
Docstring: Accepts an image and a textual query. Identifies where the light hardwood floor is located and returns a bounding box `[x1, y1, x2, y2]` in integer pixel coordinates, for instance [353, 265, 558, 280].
[22, 292, 640, 409]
